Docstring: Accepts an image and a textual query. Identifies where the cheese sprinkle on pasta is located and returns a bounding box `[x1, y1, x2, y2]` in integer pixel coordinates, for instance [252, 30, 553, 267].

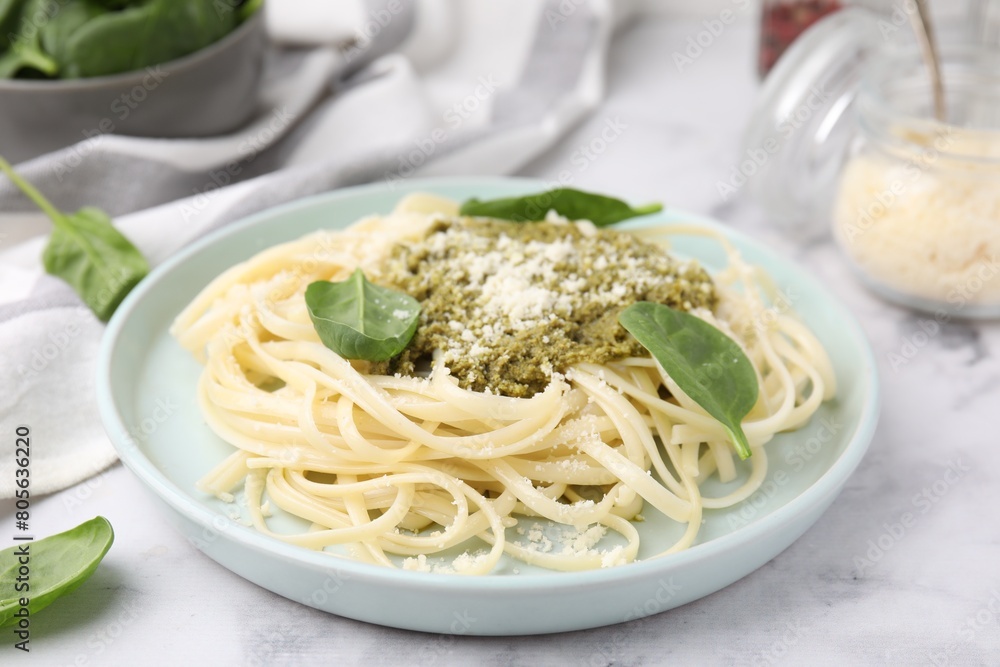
[375, 217, 717, 397]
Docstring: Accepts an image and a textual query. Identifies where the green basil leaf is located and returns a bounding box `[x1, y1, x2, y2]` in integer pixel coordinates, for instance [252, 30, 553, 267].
[459, 188, 663, 227]
[306, 269, 421, 362]
[0, 155, 149, 321]
[0, 516, 114, 627]
[618, 302, 759, 459]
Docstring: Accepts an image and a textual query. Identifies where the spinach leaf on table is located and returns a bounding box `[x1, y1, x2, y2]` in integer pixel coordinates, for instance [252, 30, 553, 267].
[0, 517, 114, 628]
[41, 206, 150, 321]
[0, 155, 149, 321]
[459, 188, 663, 227]
[619, 302, 760, 460]
[306, 269, 421, 362]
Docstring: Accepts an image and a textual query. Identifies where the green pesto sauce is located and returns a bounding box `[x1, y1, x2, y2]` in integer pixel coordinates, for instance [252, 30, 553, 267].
[372, 218, 717, 397]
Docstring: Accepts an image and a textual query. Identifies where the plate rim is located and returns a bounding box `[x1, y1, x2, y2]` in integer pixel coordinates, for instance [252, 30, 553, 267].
[97, 175, 880, 592]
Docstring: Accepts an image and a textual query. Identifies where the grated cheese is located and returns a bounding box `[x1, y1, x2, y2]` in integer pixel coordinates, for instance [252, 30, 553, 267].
[834, 139, 1000, 305]
[376, 218, 716, 396]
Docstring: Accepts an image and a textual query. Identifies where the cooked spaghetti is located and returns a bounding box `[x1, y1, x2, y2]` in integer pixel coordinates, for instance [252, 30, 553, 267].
[171, 193, 835, 574]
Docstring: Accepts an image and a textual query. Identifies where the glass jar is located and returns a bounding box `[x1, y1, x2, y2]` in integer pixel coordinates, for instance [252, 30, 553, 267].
[833, 44, 1000, 316]
[744, 7, 1000, 318]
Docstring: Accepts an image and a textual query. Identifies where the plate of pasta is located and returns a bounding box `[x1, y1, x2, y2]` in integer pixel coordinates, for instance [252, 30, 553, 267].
[97, 177, 878, 635]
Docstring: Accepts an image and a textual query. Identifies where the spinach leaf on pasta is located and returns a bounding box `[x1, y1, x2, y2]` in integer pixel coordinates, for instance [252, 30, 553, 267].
[619, 302, 759, 459]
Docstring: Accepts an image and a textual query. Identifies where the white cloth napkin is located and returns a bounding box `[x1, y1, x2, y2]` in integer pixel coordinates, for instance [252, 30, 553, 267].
[0, 0, 622, 498]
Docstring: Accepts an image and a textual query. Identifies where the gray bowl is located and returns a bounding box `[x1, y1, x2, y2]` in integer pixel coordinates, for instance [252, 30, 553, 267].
[0, 9, 267, 164]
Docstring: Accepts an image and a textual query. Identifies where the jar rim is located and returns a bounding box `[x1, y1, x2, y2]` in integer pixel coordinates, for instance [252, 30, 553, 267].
[858, 39, 1000, 161]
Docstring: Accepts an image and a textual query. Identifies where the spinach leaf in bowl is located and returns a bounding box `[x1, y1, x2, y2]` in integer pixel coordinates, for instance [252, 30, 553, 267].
[89, 0, 145, 8]
[0, 0, 26, 52]
[40, 0, 105, 71]
[62, 0, 239, 78]
[0, 34, 58, 80]
[0, 0, 58, 79]
[0, 0, 262, 80]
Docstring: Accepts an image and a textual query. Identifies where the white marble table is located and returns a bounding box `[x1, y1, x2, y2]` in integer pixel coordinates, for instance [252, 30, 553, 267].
[18, 17, 1000, 666]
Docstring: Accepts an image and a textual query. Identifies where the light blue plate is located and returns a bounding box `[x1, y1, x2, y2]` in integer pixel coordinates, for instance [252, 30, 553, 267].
[97, 177, 879, 635]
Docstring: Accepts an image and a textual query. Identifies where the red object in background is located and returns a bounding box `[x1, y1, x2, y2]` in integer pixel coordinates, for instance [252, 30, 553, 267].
[759, 0, 843, 77]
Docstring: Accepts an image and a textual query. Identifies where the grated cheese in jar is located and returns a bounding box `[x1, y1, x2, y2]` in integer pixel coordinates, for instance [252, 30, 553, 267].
[833, 127, 1000, 310]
